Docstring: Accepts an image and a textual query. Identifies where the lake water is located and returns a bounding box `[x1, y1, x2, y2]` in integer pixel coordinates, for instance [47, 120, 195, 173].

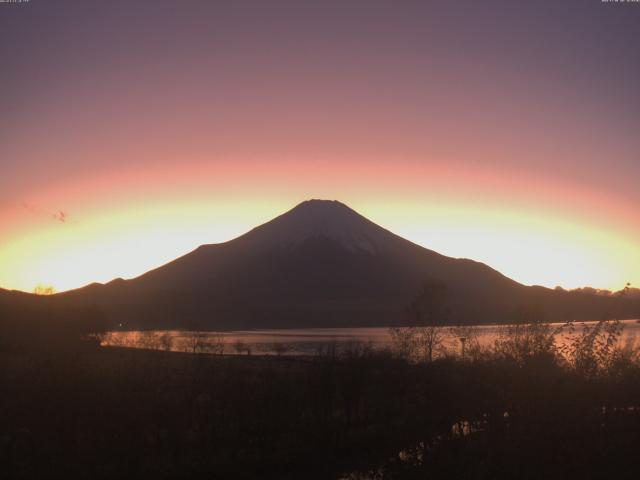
[101, 319, 640, 357]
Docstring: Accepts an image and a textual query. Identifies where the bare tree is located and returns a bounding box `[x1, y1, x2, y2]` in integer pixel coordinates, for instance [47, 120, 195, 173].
[389, 280, 450, 362]
[493, 321, 561, 366]
[33, 285, 56, 295]
[208, 332, 226, 355]
[159, 332, 173, 352]
[188, 332, 208, 354]
[408, 281, 450, 362]
[389, 326, 418, 360]
[560, 319, 624, 378]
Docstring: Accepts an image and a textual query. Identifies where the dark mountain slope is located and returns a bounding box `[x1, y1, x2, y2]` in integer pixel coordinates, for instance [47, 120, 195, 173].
[0, 288, 106, 349]
[59, 200, 639, 329]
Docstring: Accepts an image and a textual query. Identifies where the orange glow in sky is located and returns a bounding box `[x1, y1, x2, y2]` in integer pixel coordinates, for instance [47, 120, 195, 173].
[1, 160, 638, 293]
[1, 1, 638, 294]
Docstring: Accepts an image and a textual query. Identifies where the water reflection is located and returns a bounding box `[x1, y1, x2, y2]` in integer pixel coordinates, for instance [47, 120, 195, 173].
[101, 320, 640, 356]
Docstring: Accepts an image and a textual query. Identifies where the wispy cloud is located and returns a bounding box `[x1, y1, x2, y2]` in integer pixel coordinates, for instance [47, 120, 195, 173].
[52, 210, 67, 223]
[21, 202, 69, 224]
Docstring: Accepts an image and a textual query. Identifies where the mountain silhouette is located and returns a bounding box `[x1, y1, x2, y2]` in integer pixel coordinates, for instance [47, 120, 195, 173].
[44, 199, 637, 330]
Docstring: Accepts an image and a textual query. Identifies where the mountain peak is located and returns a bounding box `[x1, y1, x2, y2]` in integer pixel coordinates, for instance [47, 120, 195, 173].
[288, 199, 360, 219]
[94, 199, 638, 330]
[244, 199, 396, 253]
[294, 198, 349, 208]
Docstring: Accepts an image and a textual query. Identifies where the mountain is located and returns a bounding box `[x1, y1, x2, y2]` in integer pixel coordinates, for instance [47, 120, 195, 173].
[0, 286, 107, 350]
[56, 199, 640, 330]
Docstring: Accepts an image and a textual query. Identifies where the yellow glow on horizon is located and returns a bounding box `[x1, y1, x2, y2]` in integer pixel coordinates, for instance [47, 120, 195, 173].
[1, 196, 637, 294]
[0, 199, 287, 293]
[362, 201, 638, 292]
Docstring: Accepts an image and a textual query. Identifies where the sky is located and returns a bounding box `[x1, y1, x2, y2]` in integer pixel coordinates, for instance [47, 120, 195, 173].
[1, 0, 639, 293]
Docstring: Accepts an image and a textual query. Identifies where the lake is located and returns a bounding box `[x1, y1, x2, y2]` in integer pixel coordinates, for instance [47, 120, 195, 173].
[101, 319, 640, 357]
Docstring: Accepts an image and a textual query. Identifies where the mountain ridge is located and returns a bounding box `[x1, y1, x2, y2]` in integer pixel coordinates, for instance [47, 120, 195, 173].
[48, 199, 638, 330]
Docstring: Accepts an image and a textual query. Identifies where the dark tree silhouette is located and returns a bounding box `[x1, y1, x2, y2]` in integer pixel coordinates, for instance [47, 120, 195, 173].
[390, 280, 451, 362]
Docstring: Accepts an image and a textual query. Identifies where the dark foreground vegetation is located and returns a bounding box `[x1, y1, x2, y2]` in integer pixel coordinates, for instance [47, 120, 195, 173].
[2, 319, 640, 479]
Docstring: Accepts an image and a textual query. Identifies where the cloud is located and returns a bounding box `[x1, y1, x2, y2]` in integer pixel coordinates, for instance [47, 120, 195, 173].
[21, 202, 69, 224]
[21, 202, 40, 215]
[52, 210, 67, 223]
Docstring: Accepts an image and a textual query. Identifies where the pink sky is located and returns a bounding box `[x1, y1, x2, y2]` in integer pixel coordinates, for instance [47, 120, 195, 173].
[1, 0, 638, 292]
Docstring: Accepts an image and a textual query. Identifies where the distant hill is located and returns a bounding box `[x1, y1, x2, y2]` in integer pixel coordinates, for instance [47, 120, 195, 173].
[0, 287, 106, 349]
[53, 199, 639, 330]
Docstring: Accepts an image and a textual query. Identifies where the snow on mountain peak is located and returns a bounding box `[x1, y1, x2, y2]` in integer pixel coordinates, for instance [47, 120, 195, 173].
[246, 199, 396, 253]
